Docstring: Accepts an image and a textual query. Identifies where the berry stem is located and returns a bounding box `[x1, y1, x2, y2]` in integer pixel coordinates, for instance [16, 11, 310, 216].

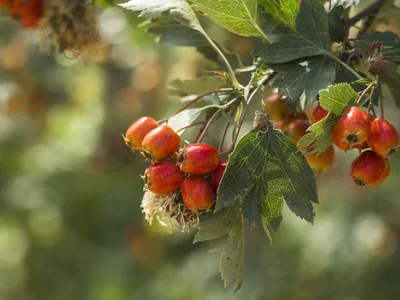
[196, 97, 241, 143]
[157, 88, 233, 124]
[368, 86, 378, 118]
[356, 84, 375, 106]
[218, 121, 231, 153]
[376, 74, 385, 119]
[176, 121, 206, 133]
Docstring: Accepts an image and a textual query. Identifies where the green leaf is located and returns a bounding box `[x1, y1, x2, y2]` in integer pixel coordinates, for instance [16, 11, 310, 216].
[194, 202, 244, 291]
[119, 0, 203, 31]
[148, 25, 208, 47]
[216, 124, 317, 226]
[189, 0, 264, 37]
[169, 76, 228, 95]
[166, 108, 204, 136]
[257, 0, 331, 63]
[327, 6, 346, 42]
[297, 83, 357, 154]
[381, 69, 400, 108]
[259, 0, 298, 28]
[319, 83, 358, 115]
[358, 31, 400, 52]
[271, 56, 336, 103]
[297, 114, 337, 155]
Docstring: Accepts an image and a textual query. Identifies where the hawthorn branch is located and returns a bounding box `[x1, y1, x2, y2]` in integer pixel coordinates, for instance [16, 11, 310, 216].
[347, 0, 387, 27]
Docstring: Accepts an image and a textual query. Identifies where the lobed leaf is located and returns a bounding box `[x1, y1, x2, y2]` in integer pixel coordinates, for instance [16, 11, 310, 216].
[259, 0, 298, 28]
[189, 0, 264, 37]
[319, 83, 358, 115]
[119, 0, 203, 31]
[257, 0, 331, 64]
[217, 124, 318, 226]
[271, 56, 336, 103]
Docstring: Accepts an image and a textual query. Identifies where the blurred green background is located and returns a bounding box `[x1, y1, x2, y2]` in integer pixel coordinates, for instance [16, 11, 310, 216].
[1, 1, 400, 300]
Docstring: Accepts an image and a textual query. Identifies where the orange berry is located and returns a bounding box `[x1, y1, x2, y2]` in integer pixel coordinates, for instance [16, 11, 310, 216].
[210, 161, 227, 193]
[332, 106, 371, 151]
[265, 93, 289, 121]
[181, 176, 215, 213]
[143, 161, 184, 194]
[350, 150, 389, 187]
[286, 119, 311, 144]
[368, 118, 399, 157]
[178, 143, 219, 175]
[124, 116, 158, 150]
[305, 145, 334, 173]
[142, 126, 180, 161]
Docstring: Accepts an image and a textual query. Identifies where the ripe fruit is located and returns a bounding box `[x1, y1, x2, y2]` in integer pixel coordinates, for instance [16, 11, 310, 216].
[142, 125, 180, 161]
[350, 150, 389, 187]
[181, 176, 215, 213]
[375, 158, 390, 185]
[274, 111, 309, 132]
[265, 93, 289, 121]
[332, 106, 371, 150]
[368, 118, 399, 157]
[210, 161, 227, 192]
[124, 116, 158, 150]
[8, 0, 43, 29]
[286, 119, 311, 144]
[305, 145, 334, 173]
[178, 143, 219, 175]
[312, 104, 328, 123]
[143, 161, 184, 194]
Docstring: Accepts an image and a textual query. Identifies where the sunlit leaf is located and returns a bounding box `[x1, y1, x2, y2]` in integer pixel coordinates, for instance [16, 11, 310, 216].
[319, 83, 358, 115]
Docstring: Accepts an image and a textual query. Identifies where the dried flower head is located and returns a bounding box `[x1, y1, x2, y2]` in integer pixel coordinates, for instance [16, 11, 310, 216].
[141, 190, 199, 233]
[39, 0, 107, 60]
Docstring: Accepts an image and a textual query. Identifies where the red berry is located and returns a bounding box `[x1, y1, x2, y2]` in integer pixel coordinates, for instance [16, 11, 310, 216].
[178, 143, 219, 175]
[332, 106, 371, 151]
[286, 119, 311, 144]
[350, 150, 389, 187]
[375, 158, 390, 185]
[265, 93, 289, 121]
[124, 116, 158, 150]
[143, 161, 183, 194]
[368, 118, 399, 157]
[181, 176, 215, 213]
[9, 0, 43, 28]
[142, 126, 180, 161]
[305, 145, 334, 173]
[312, 104, 328, 123]
[210, 161, 227, 192]
[274, 111, 309, 132]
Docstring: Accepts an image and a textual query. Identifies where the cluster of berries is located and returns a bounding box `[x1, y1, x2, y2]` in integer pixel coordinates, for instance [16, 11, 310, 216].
[331, 105, 398, 187]
[265, 93, 335, 174]
[123, 116, 227, 215]
[0, 0, 43, 29]
[266, 93, 399, 187]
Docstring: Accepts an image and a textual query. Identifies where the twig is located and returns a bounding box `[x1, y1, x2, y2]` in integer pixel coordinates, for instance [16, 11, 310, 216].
[157, 88, 233, 124]
[218, 122, 231, 153]
[176, 121, 206, 133]
[356, 84, 375, 106]
[368, 86, 378, 117]
[224, 71, 277, 154]
[347, 0, 387, 27]
[196, 97, 241, 143]
[376, 75, 384, 118]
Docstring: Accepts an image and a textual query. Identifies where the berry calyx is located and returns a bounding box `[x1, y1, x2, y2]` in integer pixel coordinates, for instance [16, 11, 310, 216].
[124, 116, 158, 150]
[210, 161, 227, 193]
[265, 93, 289, 121]
[305, 145, 334, 174]
[286, 119, 311, 144]
[312, 104, 328, 123]
[368, 118, 399, 157]
[143, 161, 184, 194]
[178, 143, 219, 175]
[181, 176, 215, 213]
[350, 150, 389, 187]
[332, 106, 371, 150]
[141, 125, 180, 161]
